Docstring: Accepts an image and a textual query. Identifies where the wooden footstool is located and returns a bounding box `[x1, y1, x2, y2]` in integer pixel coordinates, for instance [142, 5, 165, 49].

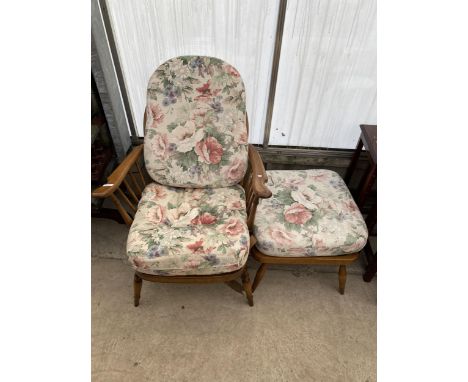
[252, 170, 368, 294]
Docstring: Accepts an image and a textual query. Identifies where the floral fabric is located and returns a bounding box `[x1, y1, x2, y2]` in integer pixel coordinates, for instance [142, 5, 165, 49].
[144, 56, 248, 188]
[253, 170, 368, 257]
[127, 183, 250, 276]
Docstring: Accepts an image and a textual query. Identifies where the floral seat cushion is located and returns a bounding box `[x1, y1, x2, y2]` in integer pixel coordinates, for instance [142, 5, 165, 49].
[144, 56, 248, 188]
[127, 183, 250, 276]
[253, 170, 368, 257]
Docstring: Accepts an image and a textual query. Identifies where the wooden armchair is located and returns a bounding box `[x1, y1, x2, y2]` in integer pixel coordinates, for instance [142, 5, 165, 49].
[92, 142, 270, 229]
[92, 56, 271, 307]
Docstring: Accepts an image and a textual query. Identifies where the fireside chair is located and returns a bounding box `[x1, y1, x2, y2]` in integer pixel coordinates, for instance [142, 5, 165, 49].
[251, 170, 368, 294]
[92, 56, 271, 306]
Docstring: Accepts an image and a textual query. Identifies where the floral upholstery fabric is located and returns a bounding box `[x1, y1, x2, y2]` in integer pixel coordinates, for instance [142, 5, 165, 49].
[253, 170, 368, 257]
[127, 183, 250, 276]
[144, 56, 248, 188]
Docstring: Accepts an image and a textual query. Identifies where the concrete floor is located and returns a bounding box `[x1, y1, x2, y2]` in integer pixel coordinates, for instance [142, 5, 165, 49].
[92, 218, 376, 382]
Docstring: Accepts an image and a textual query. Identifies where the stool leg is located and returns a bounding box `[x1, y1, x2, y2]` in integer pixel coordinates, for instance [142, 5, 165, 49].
[134, 273, 142, 307]
[241, 267, 254, 307]
[252, 263, 268, 292]
[338, 265, 347, 295]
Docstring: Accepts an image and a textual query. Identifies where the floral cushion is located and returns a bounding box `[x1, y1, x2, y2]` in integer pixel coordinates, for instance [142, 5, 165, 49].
[253, 170, 368, 257]
[127, 183, 250, 276]
[144, 56, 248, 188]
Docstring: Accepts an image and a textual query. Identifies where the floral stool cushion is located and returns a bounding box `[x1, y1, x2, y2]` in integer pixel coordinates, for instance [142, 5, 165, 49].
[127, 183, 250, 276]
[253, 170, 368, 257]
[144, 56, 248, 188]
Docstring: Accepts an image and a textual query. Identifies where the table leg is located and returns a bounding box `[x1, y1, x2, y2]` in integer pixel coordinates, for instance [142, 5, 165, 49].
[344, 137, 364, 185]
[363, 247, 377, 282]
[363, 203, 377, 282]
[357, 162, 377, 209]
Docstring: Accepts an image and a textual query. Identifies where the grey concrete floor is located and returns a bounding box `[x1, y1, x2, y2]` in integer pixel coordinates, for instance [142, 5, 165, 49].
[92, 218, 377, 382]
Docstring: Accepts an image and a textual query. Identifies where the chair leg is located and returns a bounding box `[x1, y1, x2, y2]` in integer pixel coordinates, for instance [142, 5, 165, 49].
[241, 267, 254, 307]
[338, 265, 347, 295]
[134, 273, 142, 307]
[252, 263, 268, 292]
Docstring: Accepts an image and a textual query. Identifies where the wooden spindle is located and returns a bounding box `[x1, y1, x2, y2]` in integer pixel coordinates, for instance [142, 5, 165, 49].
[110, 194, 133, 226]
[129, 171, 142, 195]
[117, 187, 137, 213]
[123, 178, 139, 204]
[130, 172, 144, 198]
[135, 161, 147, 189]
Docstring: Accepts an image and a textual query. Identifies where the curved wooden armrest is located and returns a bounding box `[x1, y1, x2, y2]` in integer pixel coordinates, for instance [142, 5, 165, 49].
[247, 145, 272, 199]
[244, 145, 271, 232]
[92, 145, 144, 198]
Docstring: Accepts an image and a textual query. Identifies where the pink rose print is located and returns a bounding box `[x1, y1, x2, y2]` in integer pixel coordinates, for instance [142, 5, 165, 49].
[147, 205, 165, 224]
[196, 81, 211, 94]
[187, 240, 204, 253]
[147, 184, 166, 200]
[268, 227, 296, 246]
[231, 200, 244, 210]
[195, 80, 220, 102]
[342, 237, 366, 253]
[313, 238, 328, 252]
[284, 203, 312, 225]
[284, 177, 306, 188]
[152, 134, 169, 159]
[224, 64, 240, 77]
[222, 218, 244, 236]
[223, 156, 246, 182]
[238, 131, 248, 144]
[191, 212, 217, 225]
[185, 259, 202, 269]
[188, 189, 204, 201]
[148, 102, 164, 127]
[195, 137, 224, 164]
[310, 172, 329, 182]
[132, 257, 145, 268]
[342, 200, 358, 213]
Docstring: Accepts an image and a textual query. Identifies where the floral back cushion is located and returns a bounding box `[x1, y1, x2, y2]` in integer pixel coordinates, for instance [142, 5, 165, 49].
[144, 56, 248, 188]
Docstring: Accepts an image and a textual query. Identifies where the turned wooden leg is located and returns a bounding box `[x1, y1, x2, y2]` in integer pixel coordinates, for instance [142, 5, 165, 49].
[357, 163, 377, 209]
[241, 267, 254, 307]
[252, 263, 268, 292]
[363, 241, 377, 282]
[134, 273, 142, 307]
[344, 137, 363, 186]
[338, 265, 347, 295]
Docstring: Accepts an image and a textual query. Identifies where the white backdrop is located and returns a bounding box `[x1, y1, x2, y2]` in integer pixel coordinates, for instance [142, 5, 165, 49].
[106, 0, 280, 143]
[106, 0, 376, 149]
[269, 0, 377, 148]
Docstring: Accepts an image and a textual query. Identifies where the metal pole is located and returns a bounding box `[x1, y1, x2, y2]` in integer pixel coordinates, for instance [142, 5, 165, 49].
[262, 0, 288, 148]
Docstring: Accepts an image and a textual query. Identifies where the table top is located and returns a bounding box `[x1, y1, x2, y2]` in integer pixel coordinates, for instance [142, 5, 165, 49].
[360, 124, 377, 163]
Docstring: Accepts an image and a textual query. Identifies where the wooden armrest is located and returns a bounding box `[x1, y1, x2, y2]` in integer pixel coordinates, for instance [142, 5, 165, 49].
[92, 145, 144, 198]
[247, 145, 272, 199]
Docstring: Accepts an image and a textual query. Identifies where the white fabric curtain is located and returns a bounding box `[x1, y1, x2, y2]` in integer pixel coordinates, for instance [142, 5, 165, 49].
[106, 0, 280, 143]
[269, 0, 376, 149]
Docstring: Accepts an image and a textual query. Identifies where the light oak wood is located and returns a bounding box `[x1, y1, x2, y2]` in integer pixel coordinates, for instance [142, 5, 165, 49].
[134, 273, 142, 307]
[135, 161, 146, 191]
[241, 267, 254, 307]
[251, 246, 358, 295]
[338, 265, 347, 295]
[123, 178, 139, 204]
[92, 145, 144, 199]
[92, 112, 272, 306]
[252, 263, 268, 292]
[129, 171, 143, 196]
[116, 187, 137, 213]
[109, 193, 133, 226]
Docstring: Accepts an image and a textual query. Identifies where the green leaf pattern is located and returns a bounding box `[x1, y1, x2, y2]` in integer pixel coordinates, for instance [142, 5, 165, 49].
[127, 183, 250, 276]
[144, 56, 248, 188]
[253, 170, 368, 257]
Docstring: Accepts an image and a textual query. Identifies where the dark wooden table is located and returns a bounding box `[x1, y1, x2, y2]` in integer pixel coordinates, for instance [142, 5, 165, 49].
[344, 125, 377, 282]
